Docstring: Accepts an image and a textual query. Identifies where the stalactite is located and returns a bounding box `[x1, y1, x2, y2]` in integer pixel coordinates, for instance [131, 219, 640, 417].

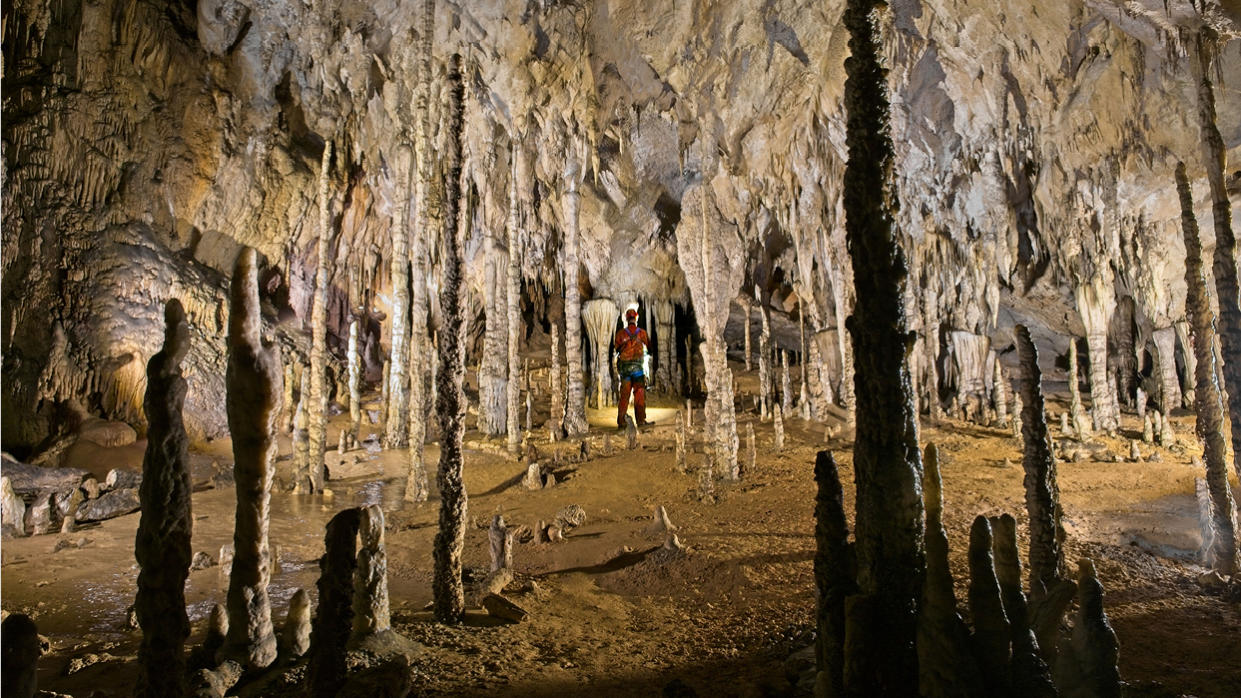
[1068, 338, 1090, 439]
[562, 144, 589, 437]
[839, 1, 923, 692]
[582, 299, 619, 409]
[223, 248, 280, 670]
[307, 141, 333, 492]
[1194, 33, 1241, 479]
[432, 54, 467, 625]
[813, 451, 854, 698]
[506, 144, 523, 454]
[385, 144, 413, 448]
[917, 443, 981, 698]
[135, 299, 193, 698]
[1176, 162, 1237, 575]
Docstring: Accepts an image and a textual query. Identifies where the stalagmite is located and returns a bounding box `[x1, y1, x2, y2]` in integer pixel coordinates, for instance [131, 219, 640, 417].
[352, 504, 391, 640]
[222, 248, 281, 670]
[813, 451, 854, 698]
[745, 422, 756, 475]
[135, 299, 194, 698]
[282, 589, 311, 659]
[991, 514, 1057, 697]
[347, 318, 361, 444]
[780, 350, 793, 418]
[625, 415, 637, 450]
[1135, 387, 1147, 420]
[1015, 325, 1066, 591]
[1159, 412, 1175, 447]
[548, 322, 565, 440]
[653, 300, 676, 393]
[1176, 162, 1237, 575]
[308, 508, 359, 697]
[754, 295, 771, 419]
[968, 515, 1012, 692]
[562, 144, 589, 437]
[582, 299, 620, 408]
[1068, 339, 1090, 438]
[917, 443, 982, 698]
[839, 0, 924, 691]
[1193, 35, 1241, 480]
[379, 359, 390, 437]
[1076, 280, 1120, 433]
[993, 360, 1008, 427]
[432, 54, 468, 625]
[281, 363, 295, 433]
[293, 371, 310, 493]
[675, 411, 687, 472]
[773, 403, 785, 450]
[307, 140, 333, 492]
[1143, 413, 1154, 443]
[743, 299, 752, 372]
[200, 603, 228, 663]
[1152, 327, 1182, 414]
[386, 145, 413, 448]
[1011, 393, 1023, 440]
[488, 514, 514, 572]
[506, 146, 523, 454]
[1, 613, 40, 698]
[1066, 560, 1121, 698]
[1196, 477, 1216, 565]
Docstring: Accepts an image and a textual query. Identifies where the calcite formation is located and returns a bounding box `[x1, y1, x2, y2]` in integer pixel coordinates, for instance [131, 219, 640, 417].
[222, 248, 281, 670]
[134, 299, 194, 697]
[352, 504, 392, 640]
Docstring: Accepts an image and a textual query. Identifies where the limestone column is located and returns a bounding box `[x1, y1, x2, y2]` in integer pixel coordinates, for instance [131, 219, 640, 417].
[743, 299, 752, 372]
[479, 146, 508, 437]
[307, 141, 333, 491]
[548, 321, 565, 439]
[1151, 326, 1181, 414]
[653, 299, 675, 393]
[385, 144, 413, 448]
[223, 248, 281, 669]
[293, 371, 310, 492]
[347, 318, 361, 443]
[506, 143, 524, 454]
[1076, 279, 1119, 432]
[583, 299, 619, 409]
[562, 145, 589, 437]
[839, 0, 923, 691]
[1068, 338, 1090, 438]
[781, 349, 793, 417]
[135, 299, 194, 697]
[1194, 34, 1241, 479]
[756, 290, 771, 420]
[432, 54, 468, 624]
[1176, 162, 1237, 575]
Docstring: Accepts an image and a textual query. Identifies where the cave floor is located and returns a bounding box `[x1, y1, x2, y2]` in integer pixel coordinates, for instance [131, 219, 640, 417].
[3, 382, 1240, 697]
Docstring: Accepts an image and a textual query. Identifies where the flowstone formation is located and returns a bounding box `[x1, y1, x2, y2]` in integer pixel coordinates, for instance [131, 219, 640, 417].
[222, 248, 281, 670]
[134, 299, 194, 697]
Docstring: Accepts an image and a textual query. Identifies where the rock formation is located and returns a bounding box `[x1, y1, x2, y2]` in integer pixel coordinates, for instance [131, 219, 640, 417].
[347, 318, 362, 444]
[1, 613, 41, 698]
[582, 298, 620, 408]
[812, 451, 854, 697]
[307, 141, 333, 491]
[839, 1, 924, 691]
[282, 589, 311, 660]
[1015, 325, 1067, 592]
[432, 54, 469, 625]
[1176, 162, 1237, 575]
[222, 248, 281, 669]
[134, 299, 194, 697]
[386, 144, 413, 448]
[506, 145, 524, 454]
[561, 144, 589, 438]
[352, 504, 391, 640]
[308, 508, 360, 697]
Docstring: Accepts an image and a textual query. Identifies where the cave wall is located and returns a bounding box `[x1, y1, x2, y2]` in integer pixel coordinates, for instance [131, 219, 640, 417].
[3, 0, 1239, 450]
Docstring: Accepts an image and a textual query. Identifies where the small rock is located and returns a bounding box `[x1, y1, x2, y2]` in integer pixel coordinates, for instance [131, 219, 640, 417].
[554, 504, 586, 531]
[190, 551, 216, 571]
[481, 593, 527, 623]
[81, 478, 100, 500]
[1198, 570, 1227, 590]
[74, 488, 140, 523]
[1149, 452, 1163, 463]
[521, 463, 542, 490]
[103, 469, 141, 492]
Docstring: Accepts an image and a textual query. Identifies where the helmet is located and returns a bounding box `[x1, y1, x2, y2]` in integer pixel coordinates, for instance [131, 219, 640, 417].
[625, 308, 638, 322]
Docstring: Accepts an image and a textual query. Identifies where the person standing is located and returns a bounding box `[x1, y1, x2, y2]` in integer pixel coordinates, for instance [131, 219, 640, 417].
[614, 306, 651, 429]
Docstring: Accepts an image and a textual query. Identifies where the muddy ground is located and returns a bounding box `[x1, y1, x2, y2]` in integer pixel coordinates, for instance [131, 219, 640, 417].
[2, 366, 1239, 697]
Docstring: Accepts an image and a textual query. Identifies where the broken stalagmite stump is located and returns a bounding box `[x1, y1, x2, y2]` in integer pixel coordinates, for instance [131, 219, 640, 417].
[222, 247, 282, 670]
[352, 505, 391, 641]
[489, 514, 514, 573]
[626, 414, 637, 450]
[813, 451, 855, 698]
[308, 508, 360, 697]
[282, 589, 311, 659]
[135, 299, 195, 697]
[1, 613, 41, 698]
